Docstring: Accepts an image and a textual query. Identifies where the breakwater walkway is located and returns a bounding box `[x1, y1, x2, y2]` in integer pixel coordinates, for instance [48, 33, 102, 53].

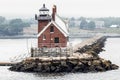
[0, 62, 16, 66]
[9, 36, 119, 72]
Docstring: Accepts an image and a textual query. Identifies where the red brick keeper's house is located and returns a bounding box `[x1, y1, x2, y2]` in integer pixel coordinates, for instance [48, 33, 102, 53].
[35, 4, 69, 48]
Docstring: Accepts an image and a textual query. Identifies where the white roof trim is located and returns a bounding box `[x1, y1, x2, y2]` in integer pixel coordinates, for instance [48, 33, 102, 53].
[37, 22, 52, 37]
[53, 21, 69, 36]
[37, 21, 68, 37]
[55, 14, 69, 35]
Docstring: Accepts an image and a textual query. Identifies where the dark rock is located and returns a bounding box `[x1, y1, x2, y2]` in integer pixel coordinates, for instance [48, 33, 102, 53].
[95, 66, 105, 72]
[50, 66, 56, 72]
[111, 64, 119, 70]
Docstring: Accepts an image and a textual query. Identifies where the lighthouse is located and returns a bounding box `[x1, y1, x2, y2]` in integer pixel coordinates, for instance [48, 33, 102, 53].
[35, 4, 69, 48]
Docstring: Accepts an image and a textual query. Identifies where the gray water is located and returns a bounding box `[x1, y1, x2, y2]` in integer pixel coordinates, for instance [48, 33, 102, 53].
[0, 38, 120, 80]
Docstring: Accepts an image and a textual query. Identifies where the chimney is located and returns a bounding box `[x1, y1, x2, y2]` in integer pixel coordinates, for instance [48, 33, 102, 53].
[52, 5, 56, 21]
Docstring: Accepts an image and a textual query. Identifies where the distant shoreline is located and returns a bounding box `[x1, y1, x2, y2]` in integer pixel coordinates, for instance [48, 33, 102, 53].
[0, 34, 120, 39]
[0, 35, 37, 39]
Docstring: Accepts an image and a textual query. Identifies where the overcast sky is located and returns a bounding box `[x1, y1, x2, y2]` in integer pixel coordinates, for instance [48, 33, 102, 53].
[0, 0, 120, 19]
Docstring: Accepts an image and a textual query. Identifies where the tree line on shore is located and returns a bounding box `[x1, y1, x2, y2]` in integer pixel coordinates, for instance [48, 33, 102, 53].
[69, 17, 120, 30]
[0, 16, 35, 36]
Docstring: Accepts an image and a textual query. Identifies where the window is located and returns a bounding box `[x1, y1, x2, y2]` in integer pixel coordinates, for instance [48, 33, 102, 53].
[54, 37, 59, 43]
[43, 35, 46, 40]
[50, 26, 54, 32]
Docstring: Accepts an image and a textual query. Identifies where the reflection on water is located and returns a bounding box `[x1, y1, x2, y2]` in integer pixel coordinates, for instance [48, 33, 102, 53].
[34, 72, 65, 77]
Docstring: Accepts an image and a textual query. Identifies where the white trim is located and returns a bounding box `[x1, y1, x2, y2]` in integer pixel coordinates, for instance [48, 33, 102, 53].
[37, 20, 68, 37]
[50, 32, 54, 33]
[52, 21, 68, 36]
[55, 14, 69, 35]
[37, 22, 52, 37]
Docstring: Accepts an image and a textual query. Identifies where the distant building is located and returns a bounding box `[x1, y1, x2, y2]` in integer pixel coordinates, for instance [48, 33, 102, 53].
[94, 21, 105, 29]
[110, 25, 119, 28]
[35, 4, 69, 48]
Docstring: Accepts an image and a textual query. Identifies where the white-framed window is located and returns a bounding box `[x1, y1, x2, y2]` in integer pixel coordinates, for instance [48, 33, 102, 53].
[43, 35, 46, 40]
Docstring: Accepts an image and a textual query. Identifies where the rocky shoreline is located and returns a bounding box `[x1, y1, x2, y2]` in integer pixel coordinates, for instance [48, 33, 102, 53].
[9, 36, 119, 72]
[9, 57, 119, 72]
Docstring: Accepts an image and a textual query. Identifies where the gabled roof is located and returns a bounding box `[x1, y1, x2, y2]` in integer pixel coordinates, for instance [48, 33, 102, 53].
[37, 14, 69, 37]
[55, 14, 69, 35]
